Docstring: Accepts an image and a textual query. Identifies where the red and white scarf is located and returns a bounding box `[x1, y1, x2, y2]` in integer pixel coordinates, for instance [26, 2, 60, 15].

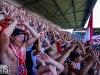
[9, 43, 27, 75]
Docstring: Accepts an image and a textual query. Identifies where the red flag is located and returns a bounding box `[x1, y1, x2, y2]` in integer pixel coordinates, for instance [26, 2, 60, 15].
[84, 11, 93, 43]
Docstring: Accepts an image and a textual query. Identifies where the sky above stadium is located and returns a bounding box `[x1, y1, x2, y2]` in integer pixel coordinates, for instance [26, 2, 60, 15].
[84, 0, 100, 28]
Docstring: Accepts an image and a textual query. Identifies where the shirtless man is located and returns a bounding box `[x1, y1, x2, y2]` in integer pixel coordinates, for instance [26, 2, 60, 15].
[0, 18, 38, 75]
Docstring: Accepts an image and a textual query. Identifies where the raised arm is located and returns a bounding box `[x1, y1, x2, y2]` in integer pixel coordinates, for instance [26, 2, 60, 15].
[37, 39, 42, 52]
[36, 55, 46, 66]
[0, 19, 18, 52]
[36, 65, 57, 75]
[69, 55, 96, 75]
[42, 38, 51, 50]
[23, 22, 39, 47]
[97, 64, 100, 75]
[40, 53, 64, 74]
[41, 21, 45, 30]
[56, 33, 61, 42]
[56, 44, 76, 64]
[32, 39, 42, 55]
[79, 42, 86, 55]
[52, 31, 57, 43]
[49, 57, 64, 74]
[96, 52, 100, 75]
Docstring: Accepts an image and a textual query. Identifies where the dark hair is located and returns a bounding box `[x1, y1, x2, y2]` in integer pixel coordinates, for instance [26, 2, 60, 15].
[69, 52, 80, 61]
[0, 9, 5, 16]
[32, 39, 38, 50]
[39, 25, 42, 27]
[88, 67, 95, 74]
[74, 44, 79, 51]
[55, 34, 60, 39]
[44, 47, 53, 55]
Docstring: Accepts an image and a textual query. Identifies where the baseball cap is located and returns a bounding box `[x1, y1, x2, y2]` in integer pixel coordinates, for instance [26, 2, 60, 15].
[11, 28, 25, 36]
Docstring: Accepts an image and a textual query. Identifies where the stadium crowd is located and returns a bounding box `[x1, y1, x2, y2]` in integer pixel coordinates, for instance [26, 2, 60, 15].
[0, 1, 100, 75]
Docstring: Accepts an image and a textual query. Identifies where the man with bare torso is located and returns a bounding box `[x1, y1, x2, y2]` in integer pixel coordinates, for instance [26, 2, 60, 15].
[0, 14, 38, 75]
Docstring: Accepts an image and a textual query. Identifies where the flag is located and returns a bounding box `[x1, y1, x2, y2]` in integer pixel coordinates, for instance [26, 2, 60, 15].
[84, 11, 93, 43]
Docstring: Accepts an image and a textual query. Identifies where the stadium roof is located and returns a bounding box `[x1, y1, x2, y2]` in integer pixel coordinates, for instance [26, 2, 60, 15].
[5, 0, 97, 29]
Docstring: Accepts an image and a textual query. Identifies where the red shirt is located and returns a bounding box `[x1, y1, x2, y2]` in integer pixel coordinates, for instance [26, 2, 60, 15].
[57, 42, 61, 53]
[0, 18, 11, 34]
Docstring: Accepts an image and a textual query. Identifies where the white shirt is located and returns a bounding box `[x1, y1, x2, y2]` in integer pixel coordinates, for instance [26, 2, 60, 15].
[77, 63, 81, 70]
[31, 50, 38, 73]
[31, 48, 45, 73]
[26, 44, 33, 51]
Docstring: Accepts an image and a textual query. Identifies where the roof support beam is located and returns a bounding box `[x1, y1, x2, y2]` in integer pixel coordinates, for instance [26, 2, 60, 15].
[22, 0, 41, 8]
[71, 0, 77, 26]
[64, 5, 72, 15]
[53, 0, 71, 26]
[63, 0, 71, 3]
[28, 5, 43, 16]
[19, 0, 43, 17]
[65, 12, 74, 14]
[38, 1, 65, 26]
[76, 10, 87, 13]
[47, 14, 62, 18]
[54, 9, 58, 16]
[46, 11, 48, 17]
[76, 1, 88, 12]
